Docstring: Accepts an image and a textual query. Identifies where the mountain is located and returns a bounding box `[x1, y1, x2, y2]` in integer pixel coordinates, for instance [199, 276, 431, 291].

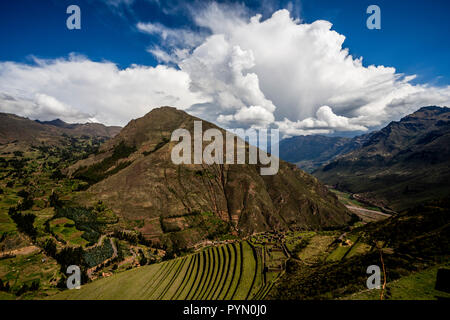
[69, 107, 353, 250]
[35, 118, 73, 128]
[36, 118, 121, 138]
[314, 106, 450, 211]
[278, 135, 362, 172]
[0, 112, 121, 147]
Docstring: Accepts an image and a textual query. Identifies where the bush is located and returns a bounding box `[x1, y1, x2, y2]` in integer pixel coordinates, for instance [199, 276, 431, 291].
[49, 192, 62, 208]
[138, 249, 148, 265]
[15, 279, 39, 296]
[17, 197, 33, 211]
[0, 279, 11, 292]
[73, 141, 136, 185]
[55, 246, 85, 271]
[43, 238, 57, 257]
[17, 189, 30, 198]
[50, 169, 65, 180]
[8, 207, 37, 239]
[292, 238, 310, 255]
[143, 137, 169, 156]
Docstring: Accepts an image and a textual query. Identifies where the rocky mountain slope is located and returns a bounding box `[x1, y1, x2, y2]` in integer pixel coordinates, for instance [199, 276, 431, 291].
[278, 135, 362, 172]
[69, 107, 353, 250]
[313, 106, 450, 211]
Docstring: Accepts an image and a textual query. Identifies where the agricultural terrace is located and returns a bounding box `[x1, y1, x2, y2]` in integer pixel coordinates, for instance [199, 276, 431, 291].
[51, 240, 285, 300]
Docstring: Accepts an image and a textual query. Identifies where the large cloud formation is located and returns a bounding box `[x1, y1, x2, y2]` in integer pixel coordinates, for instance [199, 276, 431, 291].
[176, 6, 450, 135]
[1, 3, 449, 136]
[0, 55, 206, 125]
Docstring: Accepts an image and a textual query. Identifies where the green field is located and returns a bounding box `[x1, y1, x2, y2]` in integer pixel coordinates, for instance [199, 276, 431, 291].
[0, 251, 60, 298]
[49, 217, 88, 247]
[344, 264, 450, 300]
[50, 240, 275, 300]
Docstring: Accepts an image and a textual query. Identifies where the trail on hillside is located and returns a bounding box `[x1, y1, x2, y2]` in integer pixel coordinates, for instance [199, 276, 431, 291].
[0, 245, 40, 258]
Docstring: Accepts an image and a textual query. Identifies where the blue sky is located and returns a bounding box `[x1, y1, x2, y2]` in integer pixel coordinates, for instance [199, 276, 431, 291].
[1, 0, 449, 85]
[0, 0, 449, 135]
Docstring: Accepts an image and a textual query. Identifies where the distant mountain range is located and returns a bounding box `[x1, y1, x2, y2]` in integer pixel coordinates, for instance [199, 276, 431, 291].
[0, 112, 121, 147]
[280, 106, 450, 211]
[35, 118, 122, 137]
[278, 135, 363, 172]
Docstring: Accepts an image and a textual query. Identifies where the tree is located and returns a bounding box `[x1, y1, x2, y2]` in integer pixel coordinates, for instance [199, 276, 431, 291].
[43, 239, 57, 257]
[8, 207, 37, 239]
[50, 169, 65, 180]
[49, 191, 62, 208]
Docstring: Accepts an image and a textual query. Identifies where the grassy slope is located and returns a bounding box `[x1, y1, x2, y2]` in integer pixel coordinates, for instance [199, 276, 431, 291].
[50, 241, 266, 300]
[267, 198, 450, 300]
[345, 264, 450, 300]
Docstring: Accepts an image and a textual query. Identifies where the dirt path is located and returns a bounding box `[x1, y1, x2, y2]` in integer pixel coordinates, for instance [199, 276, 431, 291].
[85, 234, 108, 250]
[0, 245, 40, 258]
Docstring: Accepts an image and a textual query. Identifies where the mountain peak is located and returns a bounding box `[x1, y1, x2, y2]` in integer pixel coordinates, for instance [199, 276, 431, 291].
[36, 118, 73, 128]
[69, 107, 353, 248]
[401, 105, 450, 122]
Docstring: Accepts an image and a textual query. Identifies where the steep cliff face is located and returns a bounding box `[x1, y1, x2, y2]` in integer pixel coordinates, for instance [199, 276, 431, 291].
[71, 107, 353, 248]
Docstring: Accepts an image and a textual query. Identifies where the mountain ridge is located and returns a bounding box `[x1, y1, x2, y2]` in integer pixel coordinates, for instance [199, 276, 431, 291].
[313, 105, 450, 211]
[0, 112, 121, 147]
[278, 135, 363, 172]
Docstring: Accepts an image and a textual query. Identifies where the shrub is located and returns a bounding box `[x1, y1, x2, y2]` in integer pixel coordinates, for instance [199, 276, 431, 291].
[73, 141, 136, 185]
[0, 279, 11, 293]
[15, 279, 40, 296]
[143, 137, 169, 156]
[8, 207, 37, 239]
[50, 169, 65, 180]
[17, 189, 30, 198]
[49, 192, 62, 208]
[43, 238, 57, 257]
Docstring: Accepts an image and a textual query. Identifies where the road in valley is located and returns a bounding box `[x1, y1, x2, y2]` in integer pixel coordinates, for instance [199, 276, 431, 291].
[345, 205, 391, 222]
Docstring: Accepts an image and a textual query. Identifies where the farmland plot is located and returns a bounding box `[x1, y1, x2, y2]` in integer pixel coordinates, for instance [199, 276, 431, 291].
[51, 240, 276, 300]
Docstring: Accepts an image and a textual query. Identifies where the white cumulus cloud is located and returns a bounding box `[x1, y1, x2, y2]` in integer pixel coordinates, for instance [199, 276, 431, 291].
[177, 5, 450, 134]
[1, 3, 450, 136]
[0, 55, 207, 125]
[277, 106, 368, 136]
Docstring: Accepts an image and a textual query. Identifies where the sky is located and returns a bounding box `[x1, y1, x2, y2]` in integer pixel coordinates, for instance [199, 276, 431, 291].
[0, 0, 449, 137]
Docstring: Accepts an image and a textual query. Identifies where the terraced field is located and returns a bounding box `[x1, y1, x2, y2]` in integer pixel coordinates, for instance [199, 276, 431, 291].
[51, 241, 275, 300]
